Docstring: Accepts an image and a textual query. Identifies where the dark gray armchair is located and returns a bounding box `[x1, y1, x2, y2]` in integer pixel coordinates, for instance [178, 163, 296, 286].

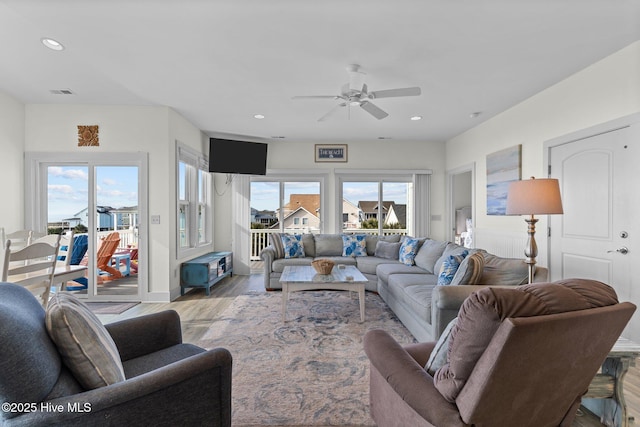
[0, 282, 232, 427]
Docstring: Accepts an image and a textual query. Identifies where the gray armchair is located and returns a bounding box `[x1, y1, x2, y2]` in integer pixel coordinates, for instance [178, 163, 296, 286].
[0, 282, 232, 427]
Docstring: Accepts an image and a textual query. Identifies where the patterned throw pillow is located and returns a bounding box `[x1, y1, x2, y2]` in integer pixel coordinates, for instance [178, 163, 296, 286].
[281, 234, 305, 259]
[399, 237, 421, 266]
[45, 292, 125, 390]
[341, 234, 368, 257]
[437, 250, 469, 286]
[269, 233, 285, 259]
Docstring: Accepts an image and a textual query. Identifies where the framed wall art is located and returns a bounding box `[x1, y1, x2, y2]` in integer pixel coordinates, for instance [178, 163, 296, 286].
[486, 144, 522, 215]
[315, 144, 347, 163]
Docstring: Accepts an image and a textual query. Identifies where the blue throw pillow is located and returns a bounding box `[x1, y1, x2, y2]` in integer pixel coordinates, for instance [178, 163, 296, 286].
[281, 234, 305, 259]
[437, 250, 469, 286]
[399, 237, 421, 266]
[341, 234, 368, 257]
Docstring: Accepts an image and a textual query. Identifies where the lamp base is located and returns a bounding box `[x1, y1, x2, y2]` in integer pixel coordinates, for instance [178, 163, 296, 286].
[523, 215, 539, 284]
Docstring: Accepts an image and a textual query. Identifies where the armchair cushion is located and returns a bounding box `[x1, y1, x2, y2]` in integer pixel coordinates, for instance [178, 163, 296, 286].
[433, 279, 619, 402]
[45, 292, 125, 390]
[425, 317, 457, 376]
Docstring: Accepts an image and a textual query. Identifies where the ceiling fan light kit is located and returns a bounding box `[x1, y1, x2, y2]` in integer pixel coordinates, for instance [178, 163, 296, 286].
[292, 64, 421, 121]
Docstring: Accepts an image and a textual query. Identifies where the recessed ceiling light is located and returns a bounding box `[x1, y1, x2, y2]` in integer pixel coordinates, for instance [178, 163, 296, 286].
[271, 136, 286, 139]
[410, 116, 422, 121]
[253, 114, 265, 119]
[41, 37, 64, 51]
[377, 137, 392, 140]
[470, 111, 482, 118]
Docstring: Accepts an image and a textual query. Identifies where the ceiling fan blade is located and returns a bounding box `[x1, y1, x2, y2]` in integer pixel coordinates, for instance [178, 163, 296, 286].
[369, 87, 421, 99]
[318, 103, 346, 122]
[292, 95, 339, 100]
[360, 101, 389, 120]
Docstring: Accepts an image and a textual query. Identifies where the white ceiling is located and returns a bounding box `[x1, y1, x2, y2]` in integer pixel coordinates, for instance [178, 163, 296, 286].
[1, 0, 639, 143]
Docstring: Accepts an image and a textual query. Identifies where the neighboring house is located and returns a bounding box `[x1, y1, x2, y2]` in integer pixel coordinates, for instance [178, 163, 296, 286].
[252, 209, 277, 226]
[342, 199, 361, 229]
[282, 194, 321, 220]
[358, 201, 397, 223]
[280, 207, 320, 233]
[74, 206, 115, 230]
[385, 204, 406, 227]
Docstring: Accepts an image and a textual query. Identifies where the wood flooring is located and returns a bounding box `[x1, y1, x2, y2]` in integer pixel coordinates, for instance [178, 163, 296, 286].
[96, 273, 640, 427]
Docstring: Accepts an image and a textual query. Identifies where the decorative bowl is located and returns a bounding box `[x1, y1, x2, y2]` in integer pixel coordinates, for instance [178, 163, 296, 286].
[312, 259, 335, 275]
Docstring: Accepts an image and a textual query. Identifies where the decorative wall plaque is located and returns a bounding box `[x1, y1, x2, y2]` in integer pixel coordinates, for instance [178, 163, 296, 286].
[77, 125, 99, 146]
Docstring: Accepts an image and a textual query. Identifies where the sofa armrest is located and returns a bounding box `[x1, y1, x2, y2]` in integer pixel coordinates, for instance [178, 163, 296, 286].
[7, 348, 233, 427]
[431, 285, 493, 339]
[260, 246, 277, 270]
[364, 329, 460, 426]
[105, 310, 183, 362]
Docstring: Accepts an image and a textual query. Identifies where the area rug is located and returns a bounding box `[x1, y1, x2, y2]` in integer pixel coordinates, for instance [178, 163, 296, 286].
[84, 302, 139, 315]
[197, 291, 417, 426]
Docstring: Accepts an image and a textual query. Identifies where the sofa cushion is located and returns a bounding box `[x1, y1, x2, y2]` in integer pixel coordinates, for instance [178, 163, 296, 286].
[342, 234, 368, 257]
[366, 234, 401, 256]
[357, 256, 399, 275]
[433, 279, 619, 402]
[425, 317, 457, 376]
[302, 233, 316, 257]
[314, 234, 345, 257]
[272, 257, 313, 273]
[399, 237, 421, 266]
[269, 233, 285, 259]
[386, 274, 438, 322]
[376, 263, 428, 282]
[449, 251, 485, 286]
[437, 250, 469, 286]
[45, 292, 125, 390]
[477, 253, 528, 285]
[282, 234, 305, 258]
[434, 243, 468, 275]
[414, 239, 447, 273]
[374, 240, 401, 260]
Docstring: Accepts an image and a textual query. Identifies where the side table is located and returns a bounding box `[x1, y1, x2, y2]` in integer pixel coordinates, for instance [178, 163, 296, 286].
[582, 337, 640, 427]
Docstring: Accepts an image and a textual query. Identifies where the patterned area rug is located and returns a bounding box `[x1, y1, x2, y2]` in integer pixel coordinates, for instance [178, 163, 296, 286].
[197, 291, 416, 427]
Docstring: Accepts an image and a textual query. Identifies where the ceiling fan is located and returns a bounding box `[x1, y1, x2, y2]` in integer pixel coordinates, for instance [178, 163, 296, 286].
[292, 64, 421, 121]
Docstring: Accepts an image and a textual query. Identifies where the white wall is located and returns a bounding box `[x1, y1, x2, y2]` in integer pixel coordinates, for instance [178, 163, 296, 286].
[213, 139, 448, 252]
[0, 92, 25, 232]
[24, 104, 208, 301]
[445, 41, 640, 267]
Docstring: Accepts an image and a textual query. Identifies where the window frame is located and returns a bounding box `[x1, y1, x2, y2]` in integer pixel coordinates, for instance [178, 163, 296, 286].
[177, 143, 212, 257]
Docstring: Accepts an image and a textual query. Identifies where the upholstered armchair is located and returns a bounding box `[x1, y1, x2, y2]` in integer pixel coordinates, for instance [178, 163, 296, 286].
[364, 279, 636, 427]
[0, 282, 232, 427]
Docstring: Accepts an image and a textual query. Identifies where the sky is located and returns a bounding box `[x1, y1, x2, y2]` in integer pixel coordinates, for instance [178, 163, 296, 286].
[250, 181, 409, 211]
[48, 166, 138, 222]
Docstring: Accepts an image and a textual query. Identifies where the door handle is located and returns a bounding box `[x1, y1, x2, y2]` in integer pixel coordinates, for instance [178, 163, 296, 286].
[607, 247, 629, 255]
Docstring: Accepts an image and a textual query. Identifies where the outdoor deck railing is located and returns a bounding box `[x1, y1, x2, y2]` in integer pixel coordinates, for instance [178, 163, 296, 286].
[249, 228, 407, 260]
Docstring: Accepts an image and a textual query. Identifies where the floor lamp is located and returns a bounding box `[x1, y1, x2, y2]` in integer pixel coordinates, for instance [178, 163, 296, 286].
[506, 177, 563, 284]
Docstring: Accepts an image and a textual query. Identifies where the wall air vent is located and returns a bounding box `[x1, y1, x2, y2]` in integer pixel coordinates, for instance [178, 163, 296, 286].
[49, 89, 74, 95]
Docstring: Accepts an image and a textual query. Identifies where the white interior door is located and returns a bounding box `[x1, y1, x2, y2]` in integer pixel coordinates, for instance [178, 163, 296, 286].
[549, 123, 640, 340]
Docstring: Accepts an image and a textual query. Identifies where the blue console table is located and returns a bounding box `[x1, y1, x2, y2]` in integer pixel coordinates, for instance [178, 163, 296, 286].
[180, 251, 233, 296]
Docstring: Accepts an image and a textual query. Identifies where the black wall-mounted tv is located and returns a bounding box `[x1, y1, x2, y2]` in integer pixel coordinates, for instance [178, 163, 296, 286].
[209, 138, 268, 175]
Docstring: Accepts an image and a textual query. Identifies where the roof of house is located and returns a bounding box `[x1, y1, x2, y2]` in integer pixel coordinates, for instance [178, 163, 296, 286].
[358, 201, 395, 213]
[284, 194, 320, 218]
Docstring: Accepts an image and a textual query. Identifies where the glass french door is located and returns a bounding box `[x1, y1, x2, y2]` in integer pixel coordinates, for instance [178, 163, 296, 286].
[43, 160, 143, 301]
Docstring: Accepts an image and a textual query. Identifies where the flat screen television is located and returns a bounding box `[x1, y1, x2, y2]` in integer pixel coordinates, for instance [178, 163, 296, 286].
[209, 138, 268, 175]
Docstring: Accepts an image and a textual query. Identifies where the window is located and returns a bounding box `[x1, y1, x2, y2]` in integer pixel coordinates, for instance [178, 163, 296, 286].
[177, 144, 211, 254]
[337, 171, 431, 237]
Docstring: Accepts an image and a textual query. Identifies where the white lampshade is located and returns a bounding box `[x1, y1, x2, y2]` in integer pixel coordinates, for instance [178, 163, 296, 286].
[506, 178, 563, 215]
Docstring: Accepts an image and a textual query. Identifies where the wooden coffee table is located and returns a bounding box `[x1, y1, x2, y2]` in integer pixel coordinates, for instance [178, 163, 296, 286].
[279, 265, 368, 322]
